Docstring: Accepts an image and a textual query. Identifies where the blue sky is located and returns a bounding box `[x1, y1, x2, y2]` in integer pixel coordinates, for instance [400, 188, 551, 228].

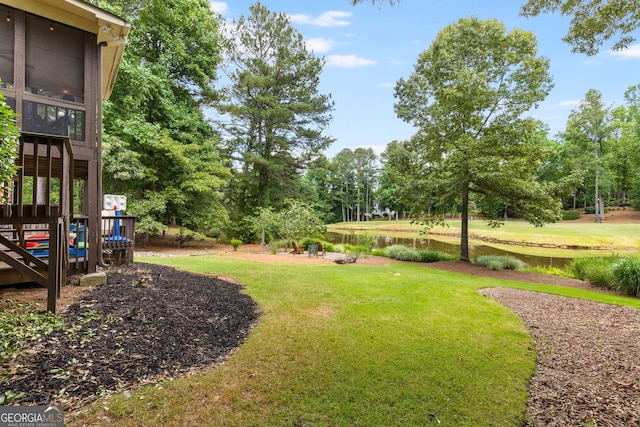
[210, 0, 640, 159]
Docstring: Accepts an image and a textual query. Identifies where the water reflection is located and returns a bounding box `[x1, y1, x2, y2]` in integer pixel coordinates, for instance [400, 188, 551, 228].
[324, 231, 572, 268]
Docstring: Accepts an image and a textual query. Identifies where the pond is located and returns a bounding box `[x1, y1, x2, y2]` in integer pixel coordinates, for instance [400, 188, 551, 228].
[324, 231, 573, 268]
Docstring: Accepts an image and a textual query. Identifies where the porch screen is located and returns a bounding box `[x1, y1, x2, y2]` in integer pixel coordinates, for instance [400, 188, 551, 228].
[0, 5, 14, 88]
[22, 100, 85, 141]
[25, 14, 84, 102]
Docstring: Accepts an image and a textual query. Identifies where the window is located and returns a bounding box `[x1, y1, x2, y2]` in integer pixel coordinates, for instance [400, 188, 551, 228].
[25, 14, 84, 102]
[0, 5, 14, 88]
[4, 96, 15, 111]
[23, 100, 85, 141]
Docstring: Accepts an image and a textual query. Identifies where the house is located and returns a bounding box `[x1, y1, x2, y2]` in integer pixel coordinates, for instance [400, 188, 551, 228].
[0, 0, 130, 312]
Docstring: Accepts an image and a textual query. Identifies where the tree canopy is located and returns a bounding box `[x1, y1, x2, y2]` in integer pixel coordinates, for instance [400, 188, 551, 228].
[352, 0, 640, 55]
[217, 2, 334, 226]
[100, 0, 229, 240]
[0, 91, 19, 204]
[520, 0, 640, 55]
[394, 17, 568, 261]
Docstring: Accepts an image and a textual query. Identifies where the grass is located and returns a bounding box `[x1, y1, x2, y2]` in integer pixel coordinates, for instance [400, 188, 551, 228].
[66, 255, 640, 426]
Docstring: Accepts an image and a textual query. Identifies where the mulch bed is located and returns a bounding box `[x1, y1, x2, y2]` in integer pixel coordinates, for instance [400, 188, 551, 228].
[480, 288, 640, 426]
[0, 263, 259, 410]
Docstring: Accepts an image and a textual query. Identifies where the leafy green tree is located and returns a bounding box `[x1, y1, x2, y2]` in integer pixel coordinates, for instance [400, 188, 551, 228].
[520, 0, 640, 55]
[562, 89, 613, 221]
[380, 140, 432, 220]
[534, 124, 584, 209]
[250, 199, 326, 248]
[330, 149, 357, 222]
[100, 0, 229, 236]
[0, 91, 19, 204]
[394, 17, 567, 261]
[352, 148, 378, 221]
[218, 2, 334, 218]
[303, 155, 341, 224]
[611, 84, 640, 206]
[352, 0, 640, 56]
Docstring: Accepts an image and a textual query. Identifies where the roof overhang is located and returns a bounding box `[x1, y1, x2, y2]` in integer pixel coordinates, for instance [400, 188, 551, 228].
[3, 0, 129, 100]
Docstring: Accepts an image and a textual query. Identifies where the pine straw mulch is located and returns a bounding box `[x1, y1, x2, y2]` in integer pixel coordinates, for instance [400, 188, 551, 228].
[479, 287, 640, 427]
[0, 262, 259, 410]
[432, 261, 640, 426]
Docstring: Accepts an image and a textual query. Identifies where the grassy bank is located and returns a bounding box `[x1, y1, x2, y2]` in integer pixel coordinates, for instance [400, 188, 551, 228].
[69, 256, 640, 426]
[329, 220, 640, 257]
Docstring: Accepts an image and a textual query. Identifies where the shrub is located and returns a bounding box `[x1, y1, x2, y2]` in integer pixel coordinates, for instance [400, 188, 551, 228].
[371, 248, 386, 257]
[417, 250, 457, 263]
[300, 237, 318, 249]
[613, 257, 640, 297]
[382, 245, 456, 263]
[584, 207, 596, 214]
[230, 239, 242, 251]
[561, 209, 580, 220]
[568, 256, 619, 289]
[474, 255, 526, 271]
[176, 228, 195, 247]
[523, 266, 575, 278]
[332, 244, 347, 254]
[299, 238, 334, 253]
[384, 245, 414, 260]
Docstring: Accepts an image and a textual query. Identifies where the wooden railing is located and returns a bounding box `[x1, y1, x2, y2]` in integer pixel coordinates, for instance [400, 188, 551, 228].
[101, 214, 136, 265]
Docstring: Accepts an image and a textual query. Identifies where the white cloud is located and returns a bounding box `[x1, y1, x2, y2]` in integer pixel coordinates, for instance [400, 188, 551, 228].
[608, 44, 640, 59]
[289, 11, 352, 27]
[209, 1, 228, 14]
[358, 145, 387, 157]
[326, 54, 378, 68]
[306, 38, 334, 53]
[583, 58, 602, 65]
[557, 100, 581, 107]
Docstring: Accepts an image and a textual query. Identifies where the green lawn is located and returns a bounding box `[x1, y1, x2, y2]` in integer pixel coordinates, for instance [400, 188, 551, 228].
[69, 256, 640, 426]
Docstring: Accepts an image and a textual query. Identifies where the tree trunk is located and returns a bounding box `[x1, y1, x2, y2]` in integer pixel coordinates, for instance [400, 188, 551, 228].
[460, 181, 470, 262]
[594, 166, 600, 222]
[356, 186, 361, 222]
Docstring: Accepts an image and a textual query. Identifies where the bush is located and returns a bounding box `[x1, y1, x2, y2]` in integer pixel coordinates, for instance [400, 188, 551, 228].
[584, 206, 595, 214]
[561, 209, 580, 220]
[523, 266, 575, 278]
[384, 245, 415, 260]
[371, 248, 386, 257]
[568, 256, 618, 289]
[382, 245, 457, 263]
[613, 257, 640, 297]
[474, 255, 526, 271]
[176, 227, 195, 247]
[300, 237, 318, 249]
[230, 239, 242, 251]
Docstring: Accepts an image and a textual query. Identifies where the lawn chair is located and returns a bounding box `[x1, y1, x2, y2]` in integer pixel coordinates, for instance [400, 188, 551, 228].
[316, 242, 326, 257]
[289, 241, 305, 254]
